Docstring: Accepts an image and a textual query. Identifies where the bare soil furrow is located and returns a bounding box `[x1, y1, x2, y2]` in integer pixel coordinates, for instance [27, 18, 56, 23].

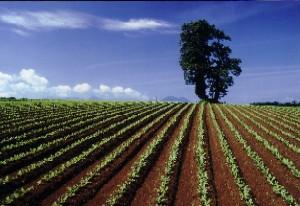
[222, 106, 300, 201]
[1, 102, 299, 206]
[41, 104, 180, 206]
[229, 106, 300, 170]
[206, 104, 244, 206]
[174, 105, 201, 206]
[86, 105, 190, 206]
[214, 105, 288, 206]
[239, 107, 300, 147]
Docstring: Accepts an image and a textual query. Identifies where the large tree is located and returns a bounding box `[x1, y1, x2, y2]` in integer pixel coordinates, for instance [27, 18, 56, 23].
[180, 19, 242, 102]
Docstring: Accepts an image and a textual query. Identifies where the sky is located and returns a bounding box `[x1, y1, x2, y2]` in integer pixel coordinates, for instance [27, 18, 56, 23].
[0, 1, 299, 103]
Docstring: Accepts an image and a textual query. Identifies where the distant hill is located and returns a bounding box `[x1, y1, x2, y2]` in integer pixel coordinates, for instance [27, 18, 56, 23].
[161, 96, 190, 103]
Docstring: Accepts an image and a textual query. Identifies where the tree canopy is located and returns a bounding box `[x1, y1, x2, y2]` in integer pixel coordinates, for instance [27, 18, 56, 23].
[180, 19, 242, 102]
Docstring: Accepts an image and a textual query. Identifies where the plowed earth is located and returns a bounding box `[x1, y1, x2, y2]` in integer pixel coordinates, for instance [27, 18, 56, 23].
[1, 102, 299, 206]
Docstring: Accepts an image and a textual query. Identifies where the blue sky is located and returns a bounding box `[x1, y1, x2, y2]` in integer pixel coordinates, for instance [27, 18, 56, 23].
[0, 2, 299, 103]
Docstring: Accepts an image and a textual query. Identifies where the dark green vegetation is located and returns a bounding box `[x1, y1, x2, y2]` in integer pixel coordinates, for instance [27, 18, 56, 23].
[180, 19, 242, 102]
[251, 101, 300, 107]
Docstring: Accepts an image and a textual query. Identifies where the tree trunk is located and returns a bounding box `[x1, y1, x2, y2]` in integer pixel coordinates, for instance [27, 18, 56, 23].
[195, 71, 207, 100]
[212, 92, 220, 103]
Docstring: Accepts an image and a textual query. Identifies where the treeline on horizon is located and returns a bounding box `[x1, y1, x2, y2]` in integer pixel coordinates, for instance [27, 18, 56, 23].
[0, 97, 28, 101]
[251, 100, 300, 107]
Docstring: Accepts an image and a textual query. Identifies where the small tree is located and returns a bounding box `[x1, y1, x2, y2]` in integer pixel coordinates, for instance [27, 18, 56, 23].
[180, 19, 242, 102]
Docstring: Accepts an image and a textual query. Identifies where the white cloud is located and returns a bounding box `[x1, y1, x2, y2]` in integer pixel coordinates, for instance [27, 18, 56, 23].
[0, 10, 175, 35]
[95, 84, 149, 100]
[101, 18, 172, 31]
[10, 82, 30, 92]
[0, 69, 48, 98]
[73, 83, 91, 93]
[124, 88, 142, 98]
[52, 85, 72, 97]
[112, 86, 124, 93]
[95, 84, 148, 100]
[19, 68, 48, 86]
[0, 68, 148, 100]
[0, 10, 90, 31]
[99, 84, 111, 92]
[0, 71, 13, 86]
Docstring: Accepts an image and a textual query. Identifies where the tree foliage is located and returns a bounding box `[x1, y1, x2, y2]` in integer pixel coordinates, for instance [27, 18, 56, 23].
[180, 19, 242, 102]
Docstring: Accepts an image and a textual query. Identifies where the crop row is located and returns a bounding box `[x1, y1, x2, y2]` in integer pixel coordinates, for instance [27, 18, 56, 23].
[0, 102, 160, 168]
[103, 104, 190, 206]
[237, 106, 300, 143]
[195, 103, 211, 206]
[208, 104, 255, 206]
[0, 105, 92, 131]
[0, 103, 60, 122]
[0, 102, 145, 129]
[37, 103, 182, 205]
[0, 102, 148, 155]
[215, 104, 298, 205]
[0, 102, 140, 139]
[248, 106, 300, 134]
[0, 102, 141, 147]
[230, 106, 300, 154]
[223, 106, 300, 178]
[0, 102, 106, 130]
[1, 103, 179, 205]
[156, 104, 195, 205]
[0, 103, 168, 190]
[253, 105, 300, 118]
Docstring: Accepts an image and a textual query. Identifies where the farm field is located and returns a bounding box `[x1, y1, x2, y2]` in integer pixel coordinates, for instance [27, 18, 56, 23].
[0, 101, 299, 206]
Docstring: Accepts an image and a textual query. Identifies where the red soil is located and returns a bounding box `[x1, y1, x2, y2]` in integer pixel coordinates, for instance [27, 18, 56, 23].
[222, 107, 300, 201]
[214, 105, 288, 206]
[202, 107, 218, 206]
[174, 105, 201, 206]
[255, 108, 300, 132]
[205, 105, 244, 206]
[240, 107, 300, 148]
[41, 105, 180, 206]
[230, 107, 300, 170]
[263, 108, 300, 121]
[130, 106, 192, 206]
[5, 103, 300, 206]
[86, 105, 190, 206]
[15, 106, 169, 205]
